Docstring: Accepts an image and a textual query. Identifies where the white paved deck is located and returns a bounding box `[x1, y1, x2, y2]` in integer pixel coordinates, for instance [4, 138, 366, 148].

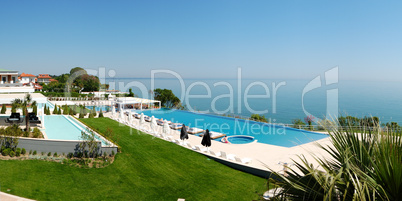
[0, 192, 35, 201]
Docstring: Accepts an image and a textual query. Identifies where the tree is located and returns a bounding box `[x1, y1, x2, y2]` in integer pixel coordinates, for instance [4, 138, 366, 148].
[153, 88, 181, 108]
[70, 67, 87, 75]
[98, 109, 104, 118]
[291, 119, 305, 129]
[127, 88, 134, 97]
[1, 104, 6, 114]
[79, 128, 99, 158]
[268, 117, 402, 200]
[53, 104, 58, 114]
[250, 114, 268, 123]
[11, 94, 37, 132]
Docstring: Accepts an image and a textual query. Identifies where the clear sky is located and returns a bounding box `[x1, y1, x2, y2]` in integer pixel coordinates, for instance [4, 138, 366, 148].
[1, 0, 402, 81]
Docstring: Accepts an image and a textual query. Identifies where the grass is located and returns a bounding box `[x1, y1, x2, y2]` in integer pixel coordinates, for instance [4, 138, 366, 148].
[0, 117, 266, 200]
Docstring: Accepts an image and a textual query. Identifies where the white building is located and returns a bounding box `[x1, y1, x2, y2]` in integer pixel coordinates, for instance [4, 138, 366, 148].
[19, 73, 37, 84]
[0, 69, 19, 85]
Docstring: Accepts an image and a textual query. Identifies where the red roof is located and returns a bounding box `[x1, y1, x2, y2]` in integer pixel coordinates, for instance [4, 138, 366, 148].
[20, 73, 36, 77]
[38, 74, 52, 79]
[49, 79, 58, 82]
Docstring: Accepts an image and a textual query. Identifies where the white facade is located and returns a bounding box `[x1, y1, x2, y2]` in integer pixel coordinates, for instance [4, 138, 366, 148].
[20, 76, 36, 84]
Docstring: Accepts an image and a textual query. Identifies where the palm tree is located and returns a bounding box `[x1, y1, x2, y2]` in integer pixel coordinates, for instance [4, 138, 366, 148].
[267, 117, 402, 200]
[11, 94, 37, 132]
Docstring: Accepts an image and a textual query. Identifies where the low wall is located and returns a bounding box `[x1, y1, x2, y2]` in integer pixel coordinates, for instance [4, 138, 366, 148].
[201, 154, 272, 178]
[16, 137, 118, 156]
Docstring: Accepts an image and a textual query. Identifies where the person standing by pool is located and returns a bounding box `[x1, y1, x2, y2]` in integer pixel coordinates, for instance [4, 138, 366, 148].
[222, 135, 230, 144]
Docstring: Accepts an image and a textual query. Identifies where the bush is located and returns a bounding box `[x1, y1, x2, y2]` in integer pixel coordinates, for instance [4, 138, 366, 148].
[53, 152, 58, 157]
[23, 131, 29, 137]
[67, 152, 73, 158]
[9, 150, 15, 157]
[21, 148, 26, 155]
[32, 128, 43, 138]
[29, 150, 32, 155]
[2, 148, 10, 156]
[47, 152, 51, 156]
[41, 152, 44, 155]
[98, 109, 104, 118]
[1, 104, 6, 114]
[88, 113, 94, 118]
[79, 112, 85, 118]
[111, 150, 115, 156]
[15, 149, 21, 157]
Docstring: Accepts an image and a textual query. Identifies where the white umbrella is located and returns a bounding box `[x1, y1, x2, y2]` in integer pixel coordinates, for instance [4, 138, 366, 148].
[119, 109, 124, 122]
[128, 110, 132, 124]
[112, 105, 115, 116]
[163, 120, 170, 135]
[140, 113, 145, 125]
[150, 116, 157, 133]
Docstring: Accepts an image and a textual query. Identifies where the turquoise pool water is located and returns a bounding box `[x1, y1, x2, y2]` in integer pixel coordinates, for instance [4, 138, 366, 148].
[228, 136, 255, 144]
[38, 101, 55, 110]
[86, 105, 111, 112]
[44, 115, 108, 145]
[138, 108, 328, 147]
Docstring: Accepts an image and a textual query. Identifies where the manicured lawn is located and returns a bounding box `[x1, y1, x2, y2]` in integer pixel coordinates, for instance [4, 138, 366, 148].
[0, 117, 266, 200]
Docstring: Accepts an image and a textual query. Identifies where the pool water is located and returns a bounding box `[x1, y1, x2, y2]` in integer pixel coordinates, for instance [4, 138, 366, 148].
[44, 115, 108, 145]
[37, 101, 55, 110]
[228, 136, 255, 144]
[138, 108, 328, 147]
[85, 106, 111, 112]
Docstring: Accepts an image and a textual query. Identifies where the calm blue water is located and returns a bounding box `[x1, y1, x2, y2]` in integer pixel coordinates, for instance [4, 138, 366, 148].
[44, 115, 108, 145]
[104, 78, 402, 124]
[140, 108, 328, 147]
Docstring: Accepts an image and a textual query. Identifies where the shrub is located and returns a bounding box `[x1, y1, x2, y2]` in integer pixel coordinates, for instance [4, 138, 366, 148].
[9, 150, 15, 157]
[11, 104, 16, 113]
[67, 152, 73, 158]
[79, 112, 85, 118]
[53, 152, 58, 157]
[53, 105, 58, 114]
[2, 148, 10, 156]
[29, 150, 32, 155]
[98, 109, 104, 118]
[32, 128, 43, 138]
[21, 148, 26, 155]
[1, 104, 6, 114]
[47, 152, 51, 156]
[23, 131, 29, 137]
[16, 149, 21, 157]
[111, 150, 115, 156]
[41, 152, 44, 155]
[88, 113, 94, 118]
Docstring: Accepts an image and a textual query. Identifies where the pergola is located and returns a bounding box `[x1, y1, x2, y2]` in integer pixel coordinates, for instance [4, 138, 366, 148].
[113, 97, 161, 111]
[0, 93, 47, 128]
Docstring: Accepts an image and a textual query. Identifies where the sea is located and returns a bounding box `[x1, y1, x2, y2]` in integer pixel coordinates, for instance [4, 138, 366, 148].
[103, 78, 402, 125]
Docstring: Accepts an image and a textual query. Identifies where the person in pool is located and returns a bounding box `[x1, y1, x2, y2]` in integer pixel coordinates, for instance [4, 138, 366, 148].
[222, 135, 230, 144]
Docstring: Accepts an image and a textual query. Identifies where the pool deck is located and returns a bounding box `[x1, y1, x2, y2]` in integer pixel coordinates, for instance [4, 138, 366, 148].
[104, 112, 334, 177]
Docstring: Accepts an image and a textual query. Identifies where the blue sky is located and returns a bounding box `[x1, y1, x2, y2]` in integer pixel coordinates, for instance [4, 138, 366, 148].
[1, 0, 402, 81]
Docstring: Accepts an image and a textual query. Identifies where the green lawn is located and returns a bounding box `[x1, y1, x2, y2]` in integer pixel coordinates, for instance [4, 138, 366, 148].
[0, 117, 266, 200]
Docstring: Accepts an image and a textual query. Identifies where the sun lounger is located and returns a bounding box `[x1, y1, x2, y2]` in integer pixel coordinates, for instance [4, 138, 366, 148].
[170, 123, 183, 130]
[220, 151, 235, 161]
[144, 116, 151, 122]
[209, 131, 226, 139]
[185, 142, 196, 150]
[187, 127, 204, 134]
[195, 145, 208, 153]
[234, 156, 252, 164]
[209, 150, 221, 157]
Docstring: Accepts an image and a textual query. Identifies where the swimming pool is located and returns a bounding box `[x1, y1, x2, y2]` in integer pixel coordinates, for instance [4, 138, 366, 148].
[37, 101, 55, 110]
[85, 105, 111, 112]
[138, 108, 328, 147]
[44, 115, 109, 145]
